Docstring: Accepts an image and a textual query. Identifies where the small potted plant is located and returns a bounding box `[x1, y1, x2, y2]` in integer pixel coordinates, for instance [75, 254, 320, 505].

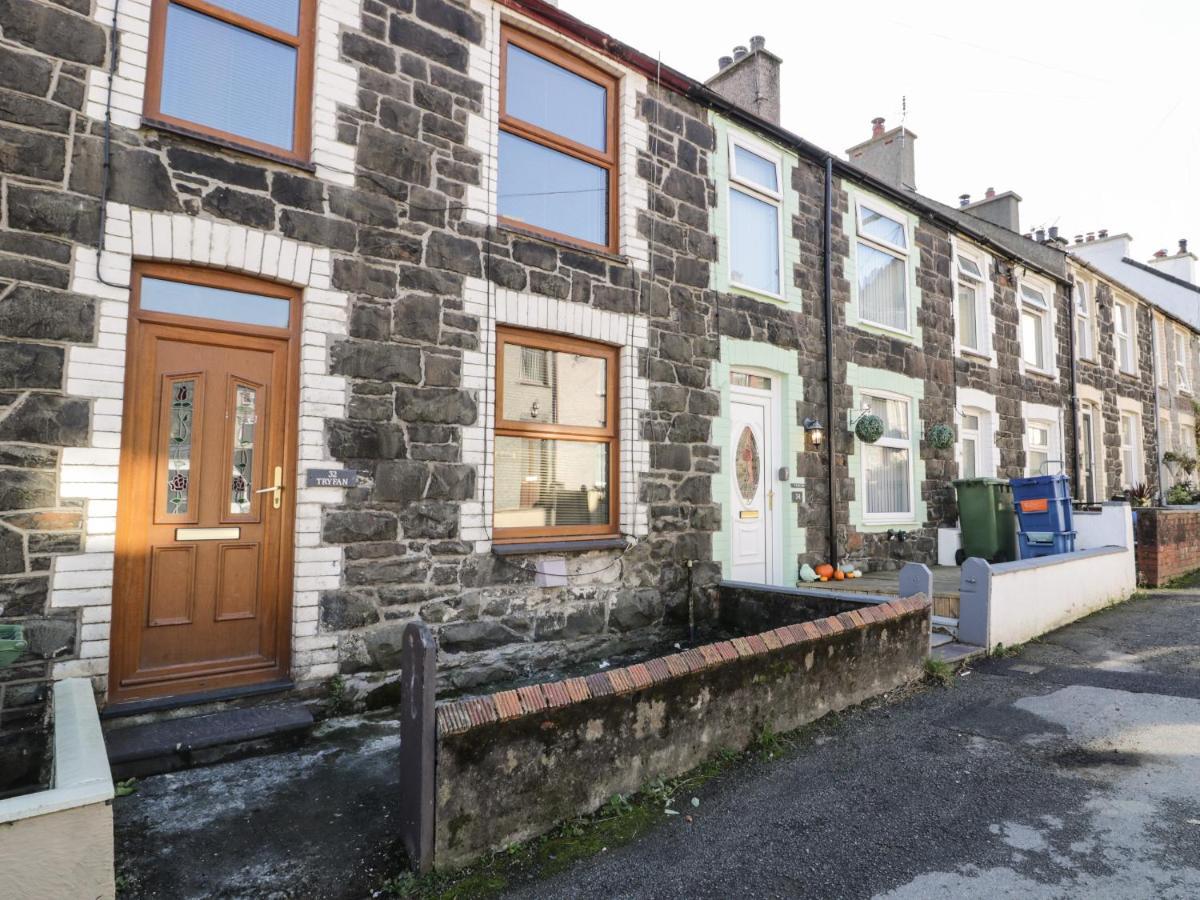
[1125, 482, 1152, 508]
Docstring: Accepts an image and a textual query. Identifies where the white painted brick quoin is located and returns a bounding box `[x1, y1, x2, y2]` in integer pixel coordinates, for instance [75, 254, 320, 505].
[57, 207, 350, 689]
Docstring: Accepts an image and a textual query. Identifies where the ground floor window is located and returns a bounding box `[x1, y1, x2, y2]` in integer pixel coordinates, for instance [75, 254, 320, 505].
[1026, 420, 1052, 476]
[861, 392, 913, 522]
[1121, 411, 1143, 487]
[493, 326, 619, 540]
[959, 408, 985, 479]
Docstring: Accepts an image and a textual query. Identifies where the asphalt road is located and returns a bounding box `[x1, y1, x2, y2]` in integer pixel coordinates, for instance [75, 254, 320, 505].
[504, 590, 1200, 900]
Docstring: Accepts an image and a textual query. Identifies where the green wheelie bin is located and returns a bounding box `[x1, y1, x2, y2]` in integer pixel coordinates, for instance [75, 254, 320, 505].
[952, 478, 1018, 565]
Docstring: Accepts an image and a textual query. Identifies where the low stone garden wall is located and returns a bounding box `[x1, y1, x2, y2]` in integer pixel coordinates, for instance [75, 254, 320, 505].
[412, 585, 931, 870]
[1135, 506, 1200, 586]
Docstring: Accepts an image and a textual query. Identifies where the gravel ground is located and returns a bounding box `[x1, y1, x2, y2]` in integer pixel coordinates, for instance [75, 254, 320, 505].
[502, 591, 1200, 900]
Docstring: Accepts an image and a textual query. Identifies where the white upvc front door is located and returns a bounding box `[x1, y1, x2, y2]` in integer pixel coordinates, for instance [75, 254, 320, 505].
[729, 374, 780, 584]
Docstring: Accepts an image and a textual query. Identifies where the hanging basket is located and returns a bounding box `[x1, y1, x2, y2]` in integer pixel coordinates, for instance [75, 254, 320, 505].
[928, 423, 954, 450]
[854, 413, 884, 444]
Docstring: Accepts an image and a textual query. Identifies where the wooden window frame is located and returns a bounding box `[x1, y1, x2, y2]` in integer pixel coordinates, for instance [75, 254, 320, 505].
[499, 25, 620, 255]
[143, 0, 316, 164]
[494, 326, 619, 542]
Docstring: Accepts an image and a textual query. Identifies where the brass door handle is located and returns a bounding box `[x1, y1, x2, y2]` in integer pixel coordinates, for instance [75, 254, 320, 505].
[254, 466, 284, 509]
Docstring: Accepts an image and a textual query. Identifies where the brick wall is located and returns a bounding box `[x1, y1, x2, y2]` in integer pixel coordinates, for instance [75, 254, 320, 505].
[1135, 507, 1200, 586]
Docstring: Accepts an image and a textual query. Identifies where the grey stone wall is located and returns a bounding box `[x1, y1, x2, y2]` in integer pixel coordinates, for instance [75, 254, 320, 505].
[0, 0, 734, 709]
[0, 1, 106, 737]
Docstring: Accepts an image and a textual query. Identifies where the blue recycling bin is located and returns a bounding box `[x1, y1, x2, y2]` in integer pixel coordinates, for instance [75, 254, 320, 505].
[1010, 474, 1074, 558]
[1017, 530, 1077, 559]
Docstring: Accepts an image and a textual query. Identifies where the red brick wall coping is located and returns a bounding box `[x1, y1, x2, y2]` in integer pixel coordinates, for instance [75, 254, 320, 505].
[436, 595, 930, 736]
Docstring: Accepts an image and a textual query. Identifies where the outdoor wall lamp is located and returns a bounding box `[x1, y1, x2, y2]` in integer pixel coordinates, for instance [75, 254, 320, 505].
[803, 417, 824, 447]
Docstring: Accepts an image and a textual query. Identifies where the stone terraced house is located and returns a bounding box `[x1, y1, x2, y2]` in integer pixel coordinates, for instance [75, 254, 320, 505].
[0, 0, 1188, 771]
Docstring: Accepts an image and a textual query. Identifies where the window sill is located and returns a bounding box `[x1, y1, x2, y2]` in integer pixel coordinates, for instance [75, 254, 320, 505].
[958, 346, 991, 363]
[492, 536, 627, 556]
[1022, 366, 1058, 381]
[497, 223, 627, 265]
[729, 281, 787, 305]
[142, 116, 316, 173]
[854, 319, 915, 341]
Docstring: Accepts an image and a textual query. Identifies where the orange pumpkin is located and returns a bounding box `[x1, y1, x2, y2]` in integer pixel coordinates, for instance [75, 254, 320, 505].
[814, 563, 835, 579]
[833, 570, 846, 581]
[819, 575, 829, 582]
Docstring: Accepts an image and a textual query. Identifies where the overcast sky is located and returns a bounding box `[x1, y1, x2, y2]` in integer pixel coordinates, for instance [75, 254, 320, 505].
[562, 0, 1199, 260]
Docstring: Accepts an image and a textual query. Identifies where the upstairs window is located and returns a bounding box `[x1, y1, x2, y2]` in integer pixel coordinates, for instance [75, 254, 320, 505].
[1155, 318, 1169, 386]
[856, 202, 910, 333]
[1019, 283, 1050, 373]
[145, 0, 315, 160]
[1175, 328, 1192, 394]
[861, 392, 914, 522]
[1074, 281, 1094, 361]
[1114, 299, 1135, 374]
[727, 135, 783, 296]
[494, 327, 618, 540]
[498, 27, 618, 252]
[955, 252, 987, 354]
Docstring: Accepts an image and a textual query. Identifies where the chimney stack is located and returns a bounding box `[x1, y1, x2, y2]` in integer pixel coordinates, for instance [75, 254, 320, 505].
[961, 189, 1023, 233]
[845, 117, 918, 191]
[705, 36, 783, 125]
[1145, 238, 1197, 284]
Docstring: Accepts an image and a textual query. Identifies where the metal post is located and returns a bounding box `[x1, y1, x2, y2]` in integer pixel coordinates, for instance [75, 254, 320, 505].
[399, 621, 436, 873]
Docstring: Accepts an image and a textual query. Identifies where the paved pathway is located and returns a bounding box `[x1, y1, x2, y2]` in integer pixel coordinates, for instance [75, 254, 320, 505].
[504, 591, 1200, 899]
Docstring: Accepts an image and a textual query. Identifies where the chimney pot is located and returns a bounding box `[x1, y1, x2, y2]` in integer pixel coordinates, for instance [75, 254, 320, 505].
[732, 45, 748, 61]
[1086, 232, 1095, 242]
[958, 193, 970, 207]
[985, 187, 996, 199]
[749, 35, 765, 52]
[1180, 238, 1189, 254]
[718, 55, 732, 69]
[871, 117, 885, 138]
[1074, 234, 1083, 243]
[1035, 228, 1046, 243]
[1154, 249, 1168, 258]
[1098, 229, 1108, 238]
[1049, 226, 1059, 240]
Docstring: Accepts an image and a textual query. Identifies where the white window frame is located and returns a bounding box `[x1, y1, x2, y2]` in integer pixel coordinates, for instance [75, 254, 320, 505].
[1113, 297, 1136, 375]
[1155, 316, 1169, 387]
[1120, 409, 1143, 487]
[1026, 419, 1053, 477]
[1074, 279, 1095, 361]
[1180, 413, 1197, 460]
[854, 198, 911, 336]
[860, 389, 916, 525]
[959, 407, 985, 479]
[726, 132, 784, 299]
[1018, 278, 1055, 377]
[954, 244, 989, 357]
[1175, 327, 1192, 395]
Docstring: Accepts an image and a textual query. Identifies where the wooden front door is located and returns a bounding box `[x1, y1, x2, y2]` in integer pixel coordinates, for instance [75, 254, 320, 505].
[110, 264, 298, 705]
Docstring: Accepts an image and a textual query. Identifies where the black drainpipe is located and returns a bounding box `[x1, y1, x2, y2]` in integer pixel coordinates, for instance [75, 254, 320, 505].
[1066, 279, 1081, 499]
[823, 157, 837, 564]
